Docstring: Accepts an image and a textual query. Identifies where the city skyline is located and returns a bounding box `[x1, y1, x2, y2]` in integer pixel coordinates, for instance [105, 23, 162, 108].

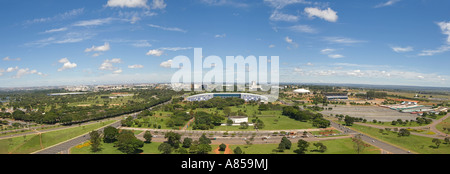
[1, 0, 450, 88]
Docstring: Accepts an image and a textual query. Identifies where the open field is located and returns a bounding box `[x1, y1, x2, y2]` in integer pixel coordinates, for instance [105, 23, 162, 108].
[0, 120, 116, 154]
[436, 116, 450, 134]
[321, 105, 419, 122]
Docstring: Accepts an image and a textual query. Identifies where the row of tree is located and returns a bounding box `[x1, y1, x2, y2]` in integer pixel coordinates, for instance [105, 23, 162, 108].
[282, 106, 330, 128]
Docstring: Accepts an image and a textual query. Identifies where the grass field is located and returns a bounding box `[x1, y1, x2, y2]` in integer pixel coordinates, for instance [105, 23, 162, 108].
[0, 120, 116, 154]
[350, 124, 450, 154]
[224, 138, 380, 154]
[436, 116, 450, 134]
[70, 137, 380, 154]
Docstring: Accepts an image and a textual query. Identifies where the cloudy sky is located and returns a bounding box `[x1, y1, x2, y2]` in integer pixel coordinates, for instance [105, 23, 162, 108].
[0, 0, 449, 87]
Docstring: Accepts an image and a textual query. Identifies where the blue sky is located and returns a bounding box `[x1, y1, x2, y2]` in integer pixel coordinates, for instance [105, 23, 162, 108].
[0, 0, 450, 87]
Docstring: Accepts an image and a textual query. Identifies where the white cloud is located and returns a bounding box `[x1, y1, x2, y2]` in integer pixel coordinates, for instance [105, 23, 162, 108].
[160, 47, 193, 51]
[43, 27, 68, 34]
[437, 21, 450, 44]
[270, 10, 299, 22]
[418, 22, 450, 56]
[73, 18, 114, 27]
[148, 24, 187, 33]
[215, 34, 227, 38]
[146, 49, 164, 56]
[264, 0, 312, 9]
[269, 44, 276, 48]
[285, 36, 298, 48]
[106, 0, 149, 8]
[375, 0, 401, 8]
[85, 42, 111, 52]
[13, 68, 45, 78]
[128, 64, 144, 69]
[306, 62, 314, 66]
[288, 25, 317, 33]
[99, 58, 122, 71]
[418, 45, 450, 56]
[285, 36, 293, 44]
[324, 37, 366, 44]
[6, 66, 19, 73]
[304, 7, 338, 22]
[160, 59, 173, 68]
[132, 40, 152, 47]
[151, 0, 166, 9]
[320, 48, 336, 54]
[328, 54, 344, 59]
[200, 0, 249, 8]
[391, 46, 413, 53]
[58, 58, 77, 71]
[25, 8, 84, 24]
[3, 57, 21, 61]
[113, 69, 123, 74]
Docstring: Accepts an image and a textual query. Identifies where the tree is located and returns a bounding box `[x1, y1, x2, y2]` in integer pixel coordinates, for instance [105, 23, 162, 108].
[294, 139, 309, 154]
[444, 137, 450, 145]
[239, 122, 249, 129]
[344, 116, 355, 126]
[182, 137, 193, 148]
[219, 143, 227, 151]
[197, 144, 212, 154]
[103, 126, 119, 143]
[398, 129, 410, 137]
[115, 131, 144, 154]
[158, 143, 172, 154]
[89, 130, 102, 152]
[313, 142, 327, 153]
[352, 134, 366, 154]
[233, 146, 243, 154]
[432, 138, 441, 148]
[281, 137, 292, 149]
[199, 134, 211, 145]
[226, 119, 233, 126]
[143, 131, 153, 143]
[165, 132, 181, 149]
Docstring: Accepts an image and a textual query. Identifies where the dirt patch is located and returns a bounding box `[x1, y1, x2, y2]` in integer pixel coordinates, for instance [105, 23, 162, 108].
[214, 144, 233, 154]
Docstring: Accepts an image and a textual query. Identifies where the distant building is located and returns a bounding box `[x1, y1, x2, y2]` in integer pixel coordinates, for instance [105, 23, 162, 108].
[186, 93, 268, 103]
[293, 88, 311, 94]
[323, 93, 348, 100]
[228, 116, 248, 124]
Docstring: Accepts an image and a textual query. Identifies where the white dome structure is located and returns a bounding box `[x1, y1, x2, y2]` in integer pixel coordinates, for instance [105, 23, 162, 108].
[293, 88, 311, 94]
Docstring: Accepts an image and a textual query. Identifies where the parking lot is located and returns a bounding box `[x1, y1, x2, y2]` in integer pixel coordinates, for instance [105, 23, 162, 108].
[321, 105, 419, 122]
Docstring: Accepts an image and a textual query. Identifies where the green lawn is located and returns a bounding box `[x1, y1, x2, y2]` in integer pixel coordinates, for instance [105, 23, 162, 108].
[436, 115, 450, 134]
[230, 138, 380, 154]
[350, 124, 450, 154]
[70, 141, 163, 154]
[0, 120, 116, 154]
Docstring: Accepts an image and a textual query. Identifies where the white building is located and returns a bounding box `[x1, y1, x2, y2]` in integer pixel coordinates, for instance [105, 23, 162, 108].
[228, 116, 249, 124]
[293, 88, 311, 94]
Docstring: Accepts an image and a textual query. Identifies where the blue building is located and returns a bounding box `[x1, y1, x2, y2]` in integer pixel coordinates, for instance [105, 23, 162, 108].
[186, 93, 268, 103]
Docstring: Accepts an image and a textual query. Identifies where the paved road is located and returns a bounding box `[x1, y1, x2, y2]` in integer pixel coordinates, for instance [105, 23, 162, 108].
[329, 120, 412, 154]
